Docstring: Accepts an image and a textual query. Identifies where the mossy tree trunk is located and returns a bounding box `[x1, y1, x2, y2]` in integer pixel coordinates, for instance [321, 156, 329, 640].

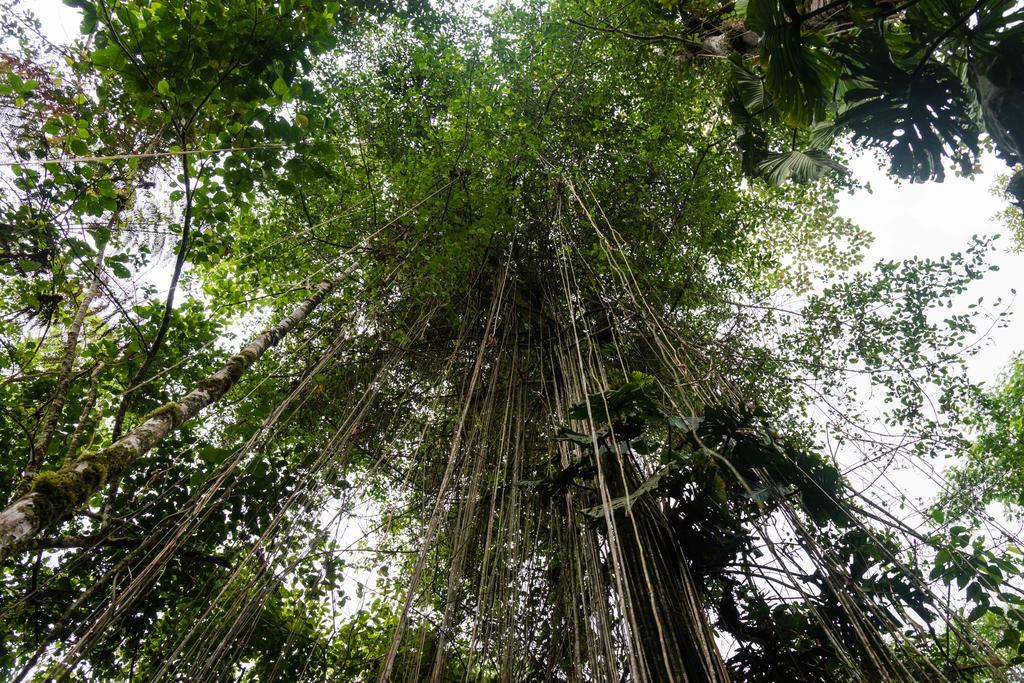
[0, 276, 345, 559]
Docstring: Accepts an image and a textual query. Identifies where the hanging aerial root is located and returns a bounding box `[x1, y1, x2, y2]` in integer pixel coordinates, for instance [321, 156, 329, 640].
[0, 275, 348, 559]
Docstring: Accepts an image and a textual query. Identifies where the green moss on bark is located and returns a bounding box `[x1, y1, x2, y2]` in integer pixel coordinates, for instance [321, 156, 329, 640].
[139, 401, 185, 428]
[98, 440, 138, 473]
[196, 352, 254, 396]
[31, 460, 107, 527]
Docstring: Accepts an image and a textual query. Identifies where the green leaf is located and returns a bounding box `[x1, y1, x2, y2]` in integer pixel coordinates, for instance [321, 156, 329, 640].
[757, 149, 847, 184]
[836, 29, 979, 181]
[80, 7, 98, 34]
[748, 0, 837, 127]
[667, 415, 702, 431]
[199, 447, 231, 465]
[109, 261, 131, 279]
[967, 604, 989, 622]
[730, 54, 770, 113]
[555, 428, 595, 446]
[157, 78, 170, 96]
[997, 628, 1020, 650]
[581, 470, 665, 518]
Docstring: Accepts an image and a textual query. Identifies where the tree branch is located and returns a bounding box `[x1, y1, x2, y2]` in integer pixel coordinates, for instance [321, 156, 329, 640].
[0, 271, 352, 558]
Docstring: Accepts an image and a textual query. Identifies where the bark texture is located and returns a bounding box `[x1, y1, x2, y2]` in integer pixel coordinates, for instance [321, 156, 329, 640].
[0, 278, 341, 559]
[20, 248, 106, 487]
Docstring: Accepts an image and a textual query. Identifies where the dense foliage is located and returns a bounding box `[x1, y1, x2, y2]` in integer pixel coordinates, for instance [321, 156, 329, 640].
[0, 0, 1022, 680]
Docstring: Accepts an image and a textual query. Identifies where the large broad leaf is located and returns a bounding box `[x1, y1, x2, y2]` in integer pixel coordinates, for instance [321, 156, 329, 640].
[727, 54, 847, 183]
[757, 148, 847, 184]
[726, 57, 771, 177]
[807, 121, 842, 149]
[730, 54, 771, 113]
[906, 0, 1024, 61]
[566, 381, 661, 423]
[836, 29, 979, 182]
[581, 469, 666, 518]
[745, 0, 838, 127]
[727, 91, 770, 176]
[910, 0, 1024, 170]
[666, 415, 702, 431]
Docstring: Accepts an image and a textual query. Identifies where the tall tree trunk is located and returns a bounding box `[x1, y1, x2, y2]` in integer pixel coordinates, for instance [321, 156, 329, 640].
[19, 246, 107, 491]
[21, 126, 167, 496]
[0, 274, 347, 559]
[62, 361, 105, 463]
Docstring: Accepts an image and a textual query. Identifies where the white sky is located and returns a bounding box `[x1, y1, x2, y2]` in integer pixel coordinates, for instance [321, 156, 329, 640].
[33, 0, 80, 45]
[840, 152, 1024, 386]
